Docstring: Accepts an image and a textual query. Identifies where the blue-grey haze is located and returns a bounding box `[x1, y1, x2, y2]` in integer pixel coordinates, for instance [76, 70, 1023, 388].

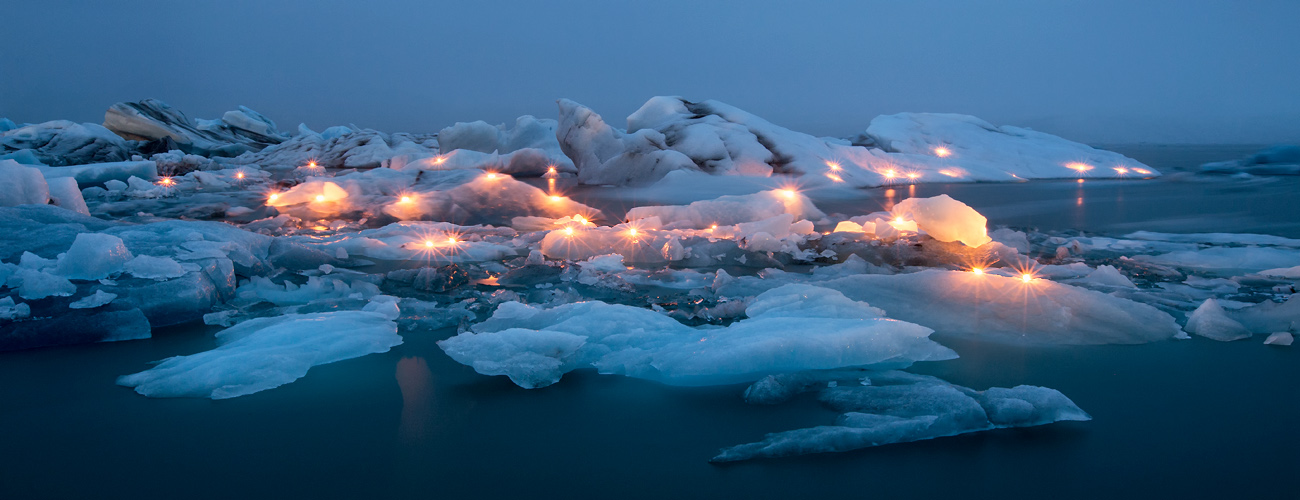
[2, 0, 1297, 144]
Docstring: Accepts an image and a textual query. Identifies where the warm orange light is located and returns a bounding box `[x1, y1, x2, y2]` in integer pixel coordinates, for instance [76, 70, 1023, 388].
[308, 161, 318, 168]
[424, 240, 434, 248]
[1077, 178, 1084, 184]
[447, 237, 458, 244]
[826, 161, 842, 171]
[972, 267, 984, 275]
[547, 166, 557, 174]
[883, 169, 897, 179]
[934, 147, 951, 157]
[550, 196, 562, 202]
[1133, 168, 1152, 175]
[826, 173, 844, 183]
[574, 215, 588, 225]
[315, 195, 326, 202]
[628, 228, 638, 237]
[906, 172, 920, 180]
[433, 156, 446, 165]
[1021, 273, 1034, 283]
[157, 177, 175, 187]
[484, 172, 499, 180]
[235, 172, 245, 179]
[777, 189, 796, 199]
[1066, 162, 1093, 173]
[563, 227, 575, 236]
[268, 193, 279, 202]
[894, 217, 905, 224]
[1113, 167, 1129, 175]
[710, 224, 718, 230]
[939, 169, 961, 178]
[400, 196, 412, 203]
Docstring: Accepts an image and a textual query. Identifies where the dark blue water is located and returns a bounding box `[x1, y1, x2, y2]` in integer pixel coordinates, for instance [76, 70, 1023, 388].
[2, 145, 1297, 499]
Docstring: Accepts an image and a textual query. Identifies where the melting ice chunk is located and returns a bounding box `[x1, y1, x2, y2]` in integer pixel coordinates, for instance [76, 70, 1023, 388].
[439, 284, 955, 388]
[117, 311, 401, 399]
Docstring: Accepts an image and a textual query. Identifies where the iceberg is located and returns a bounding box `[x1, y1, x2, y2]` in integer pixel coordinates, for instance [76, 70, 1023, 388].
[556, 96, 1155, 187]
[104, 99, 287, 157]
[0, 120, 130, 166]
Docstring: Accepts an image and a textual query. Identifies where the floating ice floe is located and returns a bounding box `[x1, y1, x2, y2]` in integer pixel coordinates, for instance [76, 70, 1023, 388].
[117, 310, 401, 399]
[439, 284, 956, 388]
[1200, 145, 1300, 176]
[713, 371, 1090, 462]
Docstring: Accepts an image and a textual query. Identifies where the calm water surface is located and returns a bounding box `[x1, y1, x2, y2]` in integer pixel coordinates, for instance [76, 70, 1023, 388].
[2, 145, 1296, 499]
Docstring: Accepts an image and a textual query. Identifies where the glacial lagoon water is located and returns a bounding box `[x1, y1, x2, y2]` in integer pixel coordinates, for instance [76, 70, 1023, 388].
[2, 145, 1297, 499]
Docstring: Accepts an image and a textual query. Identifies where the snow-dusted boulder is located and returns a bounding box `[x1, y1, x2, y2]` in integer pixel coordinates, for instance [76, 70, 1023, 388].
[103, 99, 287, 157]
[0, 120, 131, 166]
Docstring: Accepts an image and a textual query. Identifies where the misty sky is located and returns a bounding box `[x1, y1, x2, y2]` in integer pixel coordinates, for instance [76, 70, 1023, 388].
[3, 0, 1297, 144]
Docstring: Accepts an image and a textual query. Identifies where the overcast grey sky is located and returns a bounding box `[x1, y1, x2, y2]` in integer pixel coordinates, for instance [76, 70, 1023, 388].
[3, 0, 1297, 143]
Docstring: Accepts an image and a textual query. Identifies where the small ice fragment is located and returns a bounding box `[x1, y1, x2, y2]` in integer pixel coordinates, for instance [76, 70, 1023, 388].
[69, 290, 117, 309]
[1263, 332, 1293, 346]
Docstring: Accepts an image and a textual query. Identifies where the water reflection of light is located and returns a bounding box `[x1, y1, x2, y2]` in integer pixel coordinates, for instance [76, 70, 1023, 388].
[396, 357, 434, 442]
